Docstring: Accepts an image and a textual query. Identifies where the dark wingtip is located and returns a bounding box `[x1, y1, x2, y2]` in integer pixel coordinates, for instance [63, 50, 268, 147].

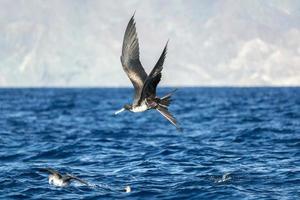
[131, 11, 136, 20]
[172, 88, 178, 93]
[38, 167, 52, 174]
[128, 11, 137, 28]
[38, 168, 46, 172]
[176, 126, 183, 132]
[163, 40, 169, 53]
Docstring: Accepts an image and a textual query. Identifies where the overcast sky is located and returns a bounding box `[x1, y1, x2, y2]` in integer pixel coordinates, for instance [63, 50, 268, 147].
[0, 0, 299, 87]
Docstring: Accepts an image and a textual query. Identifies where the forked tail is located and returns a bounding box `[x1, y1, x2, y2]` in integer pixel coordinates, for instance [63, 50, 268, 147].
[156, 89, 181, 130]
[158, 89, 177, 108]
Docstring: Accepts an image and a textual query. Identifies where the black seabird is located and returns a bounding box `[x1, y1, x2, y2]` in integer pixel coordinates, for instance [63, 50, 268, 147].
[39, 168, 88, 187]
[115, 14, 179, 129]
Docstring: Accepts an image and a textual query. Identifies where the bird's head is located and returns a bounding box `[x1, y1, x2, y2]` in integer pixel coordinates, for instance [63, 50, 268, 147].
[114, 104, 132, 115]
[48, 174, 55, 185]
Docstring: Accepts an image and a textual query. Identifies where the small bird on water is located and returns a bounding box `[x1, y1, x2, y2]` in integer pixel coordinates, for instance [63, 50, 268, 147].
[39, 168, 88, 187]
[115, 14, 180, 129]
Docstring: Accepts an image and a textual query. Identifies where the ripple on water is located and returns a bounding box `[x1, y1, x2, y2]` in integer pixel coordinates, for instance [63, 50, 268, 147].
[0, 88, 299, 199]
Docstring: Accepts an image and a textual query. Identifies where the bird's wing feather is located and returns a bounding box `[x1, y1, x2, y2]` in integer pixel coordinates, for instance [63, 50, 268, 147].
[64, 174, 88, 185]
[121, 14, 148, 105]
[139, 42, 168, 103]
[39, 168, 62, 178]
[156, 106, 179, 129]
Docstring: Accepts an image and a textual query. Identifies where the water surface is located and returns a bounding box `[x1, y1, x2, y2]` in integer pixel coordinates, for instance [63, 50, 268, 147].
[0, 88, 299, 199]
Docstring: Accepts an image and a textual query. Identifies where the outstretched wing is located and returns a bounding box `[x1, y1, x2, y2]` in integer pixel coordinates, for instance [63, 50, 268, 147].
[63, 174, 88, 185]
[121, 14, 148, 105]
[156, 105, 180, 129]
[39, 168, 62, 178]
[139, 42, 168, 103]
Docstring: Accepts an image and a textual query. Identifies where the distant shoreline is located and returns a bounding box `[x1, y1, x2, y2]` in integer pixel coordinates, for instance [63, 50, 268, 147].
[0, 86, 299, 89]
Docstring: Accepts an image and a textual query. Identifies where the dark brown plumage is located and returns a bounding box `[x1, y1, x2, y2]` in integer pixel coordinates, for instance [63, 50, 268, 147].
[116, 14, 180, 129]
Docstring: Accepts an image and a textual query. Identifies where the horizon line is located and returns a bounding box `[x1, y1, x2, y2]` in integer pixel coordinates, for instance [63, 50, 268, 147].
[0, 86, 299, 89]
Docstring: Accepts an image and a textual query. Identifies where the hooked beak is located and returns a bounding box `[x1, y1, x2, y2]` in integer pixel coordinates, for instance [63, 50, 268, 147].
[114, 108, 125, 115]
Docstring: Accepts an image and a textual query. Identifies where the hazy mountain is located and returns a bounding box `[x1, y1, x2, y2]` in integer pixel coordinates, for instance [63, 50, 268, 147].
[0, 0, 299, 86]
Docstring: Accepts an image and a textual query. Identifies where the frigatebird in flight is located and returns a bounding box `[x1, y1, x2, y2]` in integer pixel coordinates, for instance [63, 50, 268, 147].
[115, 14, 180, 129]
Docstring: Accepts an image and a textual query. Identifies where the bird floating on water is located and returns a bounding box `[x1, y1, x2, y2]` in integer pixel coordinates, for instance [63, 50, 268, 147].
[39, 168, 88, 187]
[115, 14, 180, 129]
[124, 185, 131, 193]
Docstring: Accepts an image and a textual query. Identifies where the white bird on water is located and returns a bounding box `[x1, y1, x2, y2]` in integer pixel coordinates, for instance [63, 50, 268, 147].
[39, 168, 132, 193]
[39, 168, 88, 187]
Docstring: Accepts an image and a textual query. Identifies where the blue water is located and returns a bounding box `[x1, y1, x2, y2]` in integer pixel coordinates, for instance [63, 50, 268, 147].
[0, 88, 299, 199]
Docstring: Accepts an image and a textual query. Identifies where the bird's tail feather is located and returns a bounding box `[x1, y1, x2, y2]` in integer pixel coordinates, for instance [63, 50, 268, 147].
[156, 105, 181, 131]
[159, 89, 177, 108]
[156, 89, 181, 131]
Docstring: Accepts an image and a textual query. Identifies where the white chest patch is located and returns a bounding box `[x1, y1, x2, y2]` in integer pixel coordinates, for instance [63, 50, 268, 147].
[49, 175, 68, 187]
[132, 102, 148, 112]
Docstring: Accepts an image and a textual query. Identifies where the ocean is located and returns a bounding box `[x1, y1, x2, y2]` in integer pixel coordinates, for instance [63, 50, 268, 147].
[0, 88, 299, 199]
